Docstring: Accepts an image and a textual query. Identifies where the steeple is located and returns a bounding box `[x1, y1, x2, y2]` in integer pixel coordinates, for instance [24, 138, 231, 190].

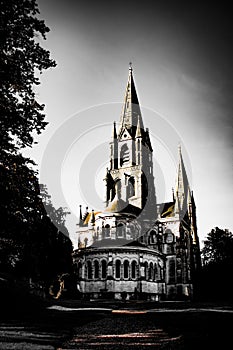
[79, 205, 83, 227]
[119, 63, 144, 138]
[104, 64, 156, 219]
[175, 145, 189, 215]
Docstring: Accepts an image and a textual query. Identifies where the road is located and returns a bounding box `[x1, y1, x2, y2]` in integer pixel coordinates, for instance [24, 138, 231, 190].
[1, 302, 233, 349]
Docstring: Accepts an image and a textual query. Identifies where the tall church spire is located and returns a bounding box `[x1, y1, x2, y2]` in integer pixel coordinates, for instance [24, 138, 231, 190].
[119, 63, 144, 138]
[175, 145, 189, 215]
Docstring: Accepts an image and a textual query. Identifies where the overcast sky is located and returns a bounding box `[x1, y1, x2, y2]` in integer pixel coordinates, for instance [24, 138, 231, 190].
[29, 0, 233, 247]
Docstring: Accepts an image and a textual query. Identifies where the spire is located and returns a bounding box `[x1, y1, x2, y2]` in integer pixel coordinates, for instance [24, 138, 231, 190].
[112, 121, 117, 140]
[82, 206, 89, 222]
[79, 205, 83, 226]
[135, 115, 142, 138]
[175, 145, 189, 214]
[91, 209, 95, 225]
[119, 63, 144, 137]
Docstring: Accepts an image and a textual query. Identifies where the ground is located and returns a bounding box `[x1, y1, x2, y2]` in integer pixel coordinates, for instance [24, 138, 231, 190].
[1, 299, 233, 349]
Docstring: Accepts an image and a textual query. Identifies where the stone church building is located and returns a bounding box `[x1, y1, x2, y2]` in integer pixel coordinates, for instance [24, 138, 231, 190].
[73, 65, 201, 300]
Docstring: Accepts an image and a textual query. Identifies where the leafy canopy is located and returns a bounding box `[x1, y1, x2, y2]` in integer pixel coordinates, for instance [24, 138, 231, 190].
[0, 0, 56, 152]
[202, 227, 233, 265]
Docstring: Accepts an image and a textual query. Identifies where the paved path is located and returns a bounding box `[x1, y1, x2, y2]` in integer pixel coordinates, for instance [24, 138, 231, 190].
[1, 304, 233, 349]
[60, 315, 183, 350]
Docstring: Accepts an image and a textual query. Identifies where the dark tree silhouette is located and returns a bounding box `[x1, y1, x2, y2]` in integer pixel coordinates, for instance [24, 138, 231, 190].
[202, 227, 233, 265]
[0, 0, 74, 302]
[0, 0, 56, 152]
[201, 227, 233, 301]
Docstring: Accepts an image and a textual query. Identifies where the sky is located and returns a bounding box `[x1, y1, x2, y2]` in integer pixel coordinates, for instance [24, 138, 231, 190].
[27, 0, 233, 248]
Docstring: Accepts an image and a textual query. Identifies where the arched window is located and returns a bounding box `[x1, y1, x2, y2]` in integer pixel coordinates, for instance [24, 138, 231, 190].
[77, 262, 82, 279]
[154, 263, 158, 280]
[148, 262, 153, 280]
[102, 225, 105, 239]
[87, 261, 92, 279]
[94, 260, 99, 279]
[131, 261, 137, 279]
[168, 259, 176, 284]
[101, 260, 107, 279]
[120, 144, 130, 166]
[117, 223, 125, 237]
[149, 230, 157, 244]
[128, 177, 135, 197]
[144, 261, 148, 280]
[115, 260, 121, 278]
[165, 229, 174, 243]
[105, 224, 110, 238]
[124, 260, 129, 279]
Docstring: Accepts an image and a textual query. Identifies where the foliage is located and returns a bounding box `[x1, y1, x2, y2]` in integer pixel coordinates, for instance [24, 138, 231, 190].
[200, 227, 233, 301]
[202, 227, 233, 265]
[0, 0, 56, 152]
[0, 151, 73, 283]
[0, 0, 74, 299]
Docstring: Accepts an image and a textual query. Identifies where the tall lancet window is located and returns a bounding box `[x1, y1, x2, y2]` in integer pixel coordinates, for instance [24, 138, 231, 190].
[127, 177, 135, 197]
[120, 144, 130, 166]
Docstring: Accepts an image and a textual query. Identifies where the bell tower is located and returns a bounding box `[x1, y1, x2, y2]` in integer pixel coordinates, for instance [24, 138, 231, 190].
[105, 64, 157, 224]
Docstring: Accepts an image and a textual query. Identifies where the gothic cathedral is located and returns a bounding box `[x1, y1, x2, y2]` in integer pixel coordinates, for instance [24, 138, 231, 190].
[73, 65, 201, 300]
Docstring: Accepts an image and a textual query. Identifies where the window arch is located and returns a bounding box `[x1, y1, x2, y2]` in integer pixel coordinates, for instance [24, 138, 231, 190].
[131, 261, 137, 279]
[148, 262, 153, 280]
[144, 261, 148, 280]
[149, 230, 157, 244]
[101, 260, 107, 279]
[117, 223, 125, 237]
[154, 263, 158, 280]
[127, 177, 135, 197]
[124, 260, 129, 279]
[94, 260, 99, 279]
[105, 224, 110, 238]
[87, 261, 92, 279]
[120, 144, 130, 166]
[165, 229, 174, 243]
[115, 260, 121, 278]
[77, 262, 82, 279]
[168, 259, 176, 284]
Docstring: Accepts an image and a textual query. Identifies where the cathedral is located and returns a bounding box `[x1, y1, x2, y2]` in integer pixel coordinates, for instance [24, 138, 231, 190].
[73, 65, 201, 301]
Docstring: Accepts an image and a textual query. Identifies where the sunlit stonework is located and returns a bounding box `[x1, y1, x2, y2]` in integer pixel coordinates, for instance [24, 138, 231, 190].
[73, 65, 201, 300]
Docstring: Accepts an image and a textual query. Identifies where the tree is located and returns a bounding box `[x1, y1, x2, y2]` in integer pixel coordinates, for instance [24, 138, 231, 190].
[202, 227, 233, 265]
[0, 1, 75, 300]
[201, 227, 233, 301]
[0, 0, 56, 152]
